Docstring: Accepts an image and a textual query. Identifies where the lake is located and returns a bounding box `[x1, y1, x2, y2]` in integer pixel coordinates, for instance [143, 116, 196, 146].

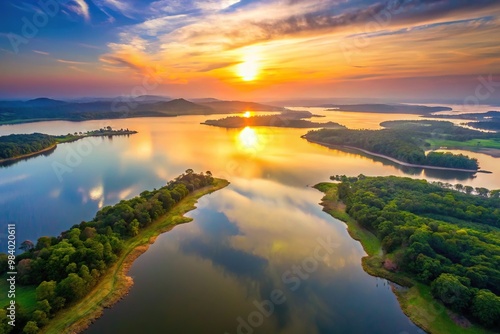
[1, 111, 499, 333]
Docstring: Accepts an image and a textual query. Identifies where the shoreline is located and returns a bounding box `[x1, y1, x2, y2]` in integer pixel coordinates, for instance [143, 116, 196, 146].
[314, 183, 493, 334]
[0, 131, 138, 164]
[0, 143, 57, 164]
[40, 178, 229, 334]
[303, 137, 485, 173]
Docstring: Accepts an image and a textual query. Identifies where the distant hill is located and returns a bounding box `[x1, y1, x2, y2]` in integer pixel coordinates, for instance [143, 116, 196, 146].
[25, 98, 67, 107]
[134, 95, 172, 103]
[0, 97, 285, 124]
[320, 104, 452, 114]
[69, 95, 172, 103]
[151, 98, 213, 114]
[190, 98, 221, 103]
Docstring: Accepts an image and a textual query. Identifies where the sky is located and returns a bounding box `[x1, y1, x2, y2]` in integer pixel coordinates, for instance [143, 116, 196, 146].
[0, 0, 499, 102]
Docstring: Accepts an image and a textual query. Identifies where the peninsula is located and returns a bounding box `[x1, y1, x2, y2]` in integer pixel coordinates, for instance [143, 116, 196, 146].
[302, 120, 500, 172]
[315, 176, 500, 333]
[0, 171, 228, 334]
[0, 127, 137, 164]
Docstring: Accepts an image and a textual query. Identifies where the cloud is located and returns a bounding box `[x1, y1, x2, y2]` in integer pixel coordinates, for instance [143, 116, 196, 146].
[99, 53, 160, 77]
[33, 50, 50, 55]
[95, 0, 500, 86]
[93, 0, 136, 19]
[68, 66, 86, 72]
[56, 59, 88, 65]
[66, 0, 91, 21]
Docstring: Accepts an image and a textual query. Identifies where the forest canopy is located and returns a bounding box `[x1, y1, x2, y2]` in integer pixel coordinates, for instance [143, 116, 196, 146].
[332, 175, 500, 329]
[0, 133, 55, 160]
[304, 123, 481, 170]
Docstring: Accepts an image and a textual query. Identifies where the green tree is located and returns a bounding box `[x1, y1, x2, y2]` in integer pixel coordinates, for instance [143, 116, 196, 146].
[56, 273, 87, 302]
[0, 253, 8, 275]
[471, 289, 500, 327]
[431, 274, 472, 312]
[32, 310, 48, 326]
[20, 240, 34, 253]
[36, 281, 57, 302]
[22, 321, 39, 334]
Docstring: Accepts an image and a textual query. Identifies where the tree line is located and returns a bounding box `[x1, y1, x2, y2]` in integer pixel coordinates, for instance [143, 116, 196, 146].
[305, 128, 479, 170]
[0, 170, 215, 333]
[0, 134, 56, 160]
[333, 175, 500, 329]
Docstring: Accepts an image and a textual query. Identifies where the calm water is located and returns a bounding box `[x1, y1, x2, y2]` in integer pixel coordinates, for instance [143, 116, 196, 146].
[1, 111, 499, 333]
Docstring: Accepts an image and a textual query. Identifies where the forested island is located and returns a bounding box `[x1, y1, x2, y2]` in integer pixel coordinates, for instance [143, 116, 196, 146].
[467, 121, 500, 131]
[321, 103, 452, 114]
[0, 171, 228, 333]
[426, 111, 500, 132]
[303, 120, 500, 171]
[0, 127, 137, 163]
[304, 130, 479, 171]
[203, 110, 345, 129]
[315, 176, 500, 333]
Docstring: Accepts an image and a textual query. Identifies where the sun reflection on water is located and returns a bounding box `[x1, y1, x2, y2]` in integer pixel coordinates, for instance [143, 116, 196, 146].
[238, 127, 259, 149]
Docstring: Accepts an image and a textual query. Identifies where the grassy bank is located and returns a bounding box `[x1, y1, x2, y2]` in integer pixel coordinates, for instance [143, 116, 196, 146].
[0, 277, 37, 313]
[314, 182, 493, 334]
[427, 138, 500, 150]
[40, 178, 229, 334]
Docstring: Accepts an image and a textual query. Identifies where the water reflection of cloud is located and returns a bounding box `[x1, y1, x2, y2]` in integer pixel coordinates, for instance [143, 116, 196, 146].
[180, 179, 370, 333]
[209, 179, 363, 271]
[0, 173, 30, 187]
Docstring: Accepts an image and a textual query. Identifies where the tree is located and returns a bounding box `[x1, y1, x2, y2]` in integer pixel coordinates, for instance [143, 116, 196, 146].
[464, 186, 474, 195]
[475, 187, 489, 197]
[36, 281, 57, 303]
[56, 273, 87, 302]
[36, 299, 51, 315]
[35, 237, 52, 250]
[22, 321, 39, 334]
[431, 274, 472, 312]
[18, 259, 33, 284]
[20, 240, 34, 253]
[32, 310, 48, 326]
[0, 309, 13, 334]
[128, 220, 140, 237]
[0, 253, 8, 275]
[471, 289, 500, 327]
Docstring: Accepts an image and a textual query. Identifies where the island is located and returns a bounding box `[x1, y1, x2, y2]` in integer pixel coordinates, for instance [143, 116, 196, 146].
[0, 127, 138, 164]
[0, 171, 229, 333]
[320, 103, 452, 114]
[302, 120, 500, 172]
[315, 176, 500, 333]
[202, 110, 345, 129]
[426, 111, 500, 132]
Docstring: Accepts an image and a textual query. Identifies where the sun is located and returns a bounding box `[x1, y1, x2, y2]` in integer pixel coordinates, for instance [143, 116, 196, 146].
[237, 60, 258, 81]
[243, 111, 251, 118]
[236, 51, 260, 81]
